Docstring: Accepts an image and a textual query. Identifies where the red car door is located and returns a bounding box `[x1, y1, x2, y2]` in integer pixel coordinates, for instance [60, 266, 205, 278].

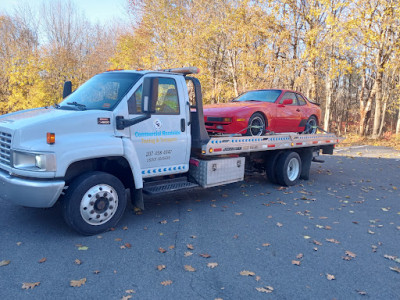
[274, 92, 302, 132]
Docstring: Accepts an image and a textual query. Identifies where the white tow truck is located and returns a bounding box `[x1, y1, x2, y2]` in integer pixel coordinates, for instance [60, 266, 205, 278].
[0, 67, 341, 235]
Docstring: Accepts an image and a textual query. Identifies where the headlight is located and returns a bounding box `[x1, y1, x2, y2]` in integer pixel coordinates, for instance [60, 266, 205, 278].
[12, 151, 56, 172]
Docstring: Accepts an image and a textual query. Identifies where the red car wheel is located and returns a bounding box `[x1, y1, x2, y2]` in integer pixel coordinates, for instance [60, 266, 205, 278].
[246, 113, 266, 136]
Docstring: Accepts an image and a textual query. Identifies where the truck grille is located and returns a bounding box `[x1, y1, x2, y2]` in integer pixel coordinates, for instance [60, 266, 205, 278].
[0, 131, 12, 166]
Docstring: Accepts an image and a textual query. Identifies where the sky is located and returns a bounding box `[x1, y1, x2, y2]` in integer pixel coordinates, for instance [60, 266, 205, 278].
[0, 0, 130, 25]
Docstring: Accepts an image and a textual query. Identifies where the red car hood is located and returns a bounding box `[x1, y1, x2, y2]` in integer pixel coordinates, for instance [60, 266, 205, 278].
[203, 101, 262, 116]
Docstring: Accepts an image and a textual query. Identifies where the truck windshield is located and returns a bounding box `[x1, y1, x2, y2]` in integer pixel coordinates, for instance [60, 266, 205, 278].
[233, 90, 282, 103]
[58, 72, 142, 111]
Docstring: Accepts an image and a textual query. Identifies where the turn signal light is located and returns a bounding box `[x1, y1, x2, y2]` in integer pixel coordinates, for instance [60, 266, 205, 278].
[47, 132, 55, 144]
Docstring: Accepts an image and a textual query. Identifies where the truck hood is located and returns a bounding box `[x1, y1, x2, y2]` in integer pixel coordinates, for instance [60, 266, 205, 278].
[0, 107, 115, 151]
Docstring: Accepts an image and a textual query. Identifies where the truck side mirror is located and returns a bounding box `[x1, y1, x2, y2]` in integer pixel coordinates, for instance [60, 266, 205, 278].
[142, 77, 158, 114]
[63, 81, 72, 99]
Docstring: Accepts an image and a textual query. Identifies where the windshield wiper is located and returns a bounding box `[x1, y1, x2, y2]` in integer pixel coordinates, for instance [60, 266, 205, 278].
[67, 102, 86, 110]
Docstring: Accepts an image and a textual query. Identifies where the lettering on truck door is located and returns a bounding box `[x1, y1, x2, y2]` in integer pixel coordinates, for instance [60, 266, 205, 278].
[127, 76, 190, 177]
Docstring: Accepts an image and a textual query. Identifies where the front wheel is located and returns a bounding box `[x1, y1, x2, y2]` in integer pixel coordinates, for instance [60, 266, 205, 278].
[62, 171, 127, 235]
[303, 116, 318, 134]
[246, 113, 266, 136]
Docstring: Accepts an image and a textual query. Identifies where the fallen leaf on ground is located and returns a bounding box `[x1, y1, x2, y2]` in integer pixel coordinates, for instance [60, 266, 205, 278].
[356, 290, 367, 295]
[125, 290, 135, 294]
[184, 251, 193, 257]
[276, 222, 283, 227]
[326, 238, 340, 244]
[296, 253, 303, 259]
[161, 280, 172, 286]
[123, 226, 128, 230]
[38, 258, 46, 263]
[168, 245, 175, 249]
[158, 247, 167, 253]
[184, 265, 196, 272]
[157, 265, 166, 271]
[70, 278, 86, 287]
[303, 236, 311, 239]
[240, 270, 255, 276]
[121, 296, 132, 300]
[235, 212, 243, 216]
[345, 251, 356, 258]
[326, 274, 335, 280]
[187, 244, 194, 250]
[368, 230, 375, 235]
[207, 262, 218, 268]
[173, 219, 179, 222]
[124, 243, 132, 249]
[74, 259, 82, 265]
[78, 246, 88, 251]
[292, 260, 301, 266]
[200, 253, 211, 258]
[115, 238, 122, 241]
[16, 242, 22, 246]
[160, 220, 167, 224]
[255, 276, 261, 282]
[0, 260, 10, 267]
[22, 282, 40, 289]
[262, 243, 271, 247]
[256, 286, 274, 293]
[390, 266, 400, 273]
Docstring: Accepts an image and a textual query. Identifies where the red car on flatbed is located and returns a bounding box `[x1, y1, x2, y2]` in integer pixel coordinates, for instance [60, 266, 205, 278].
[203, 89, 321, 136]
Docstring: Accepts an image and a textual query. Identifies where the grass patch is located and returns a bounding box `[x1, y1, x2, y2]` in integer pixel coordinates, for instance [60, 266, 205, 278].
[338, 133, 400, 151]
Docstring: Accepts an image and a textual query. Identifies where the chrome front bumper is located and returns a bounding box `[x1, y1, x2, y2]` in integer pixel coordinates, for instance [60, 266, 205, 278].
[0, 168, 65, 208]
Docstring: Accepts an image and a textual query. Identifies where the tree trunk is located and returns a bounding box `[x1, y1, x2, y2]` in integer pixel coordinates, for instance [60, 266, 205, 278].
[396, 104, 400, 135]
[378, 99, 387, 137]
[371, 68, 383, 139]
[323, 71, 333, 132]
[359, 72, 373, 136]
[227, 49, 239, 97]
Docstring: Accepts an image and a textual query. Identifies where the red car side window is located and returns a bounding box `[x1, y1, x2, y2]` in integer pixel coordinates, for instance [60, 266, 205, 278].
[296, 94, 307, 106]
[280, 92, 298, 105]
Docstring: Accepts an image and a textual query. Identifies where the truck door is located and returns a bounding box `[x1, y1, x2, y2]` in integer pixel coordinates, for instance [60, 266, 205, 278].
[127, 75, 191, 177]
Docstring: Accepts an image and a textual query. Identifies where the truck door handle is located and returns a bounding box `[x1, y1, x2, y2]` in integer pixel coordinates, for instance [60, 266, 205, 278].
[181, 118, 185, 132]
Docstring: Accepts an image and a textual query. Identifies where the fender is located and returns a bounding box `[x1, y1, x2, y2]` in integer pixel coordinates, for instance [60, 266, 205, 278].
[121, 137, 144, 189]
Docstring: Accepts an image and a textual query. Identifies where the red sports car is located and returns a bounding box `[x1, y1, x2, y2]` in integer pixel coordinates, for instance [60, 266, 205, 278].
[203, 89, 321, 136]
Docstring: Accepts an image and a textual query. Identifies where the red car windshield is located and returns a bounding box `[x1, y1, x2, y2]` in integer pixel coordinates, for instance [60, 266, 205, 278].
[233, 90, 282, 103]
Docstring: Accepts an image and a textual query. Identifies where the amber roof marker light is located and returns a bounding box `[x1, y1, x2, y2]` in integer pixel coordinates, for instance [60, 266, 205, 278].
[47, 132, 55, 144]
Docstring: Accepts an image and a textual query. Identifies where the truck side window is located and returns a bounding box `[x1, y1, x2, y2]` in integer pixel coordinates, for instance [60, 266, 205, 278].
[155, 78, 180, 115]
[128, 85, 143, 114]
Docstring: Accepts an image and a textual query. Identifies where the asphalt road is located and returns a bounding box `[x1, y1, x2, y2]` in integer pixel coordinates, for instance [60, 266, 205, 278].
[1, 146, 400, 299]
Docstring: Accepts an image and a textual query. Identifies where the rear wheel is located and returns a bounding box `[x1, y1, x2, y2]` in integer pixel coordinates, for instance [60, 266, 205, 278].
[62, 171, 127, 235]
[276, 151, 302, 186]
[265, 151, 283, 184]
[303, 116, 318, 134]
[246, 113, 266, 136]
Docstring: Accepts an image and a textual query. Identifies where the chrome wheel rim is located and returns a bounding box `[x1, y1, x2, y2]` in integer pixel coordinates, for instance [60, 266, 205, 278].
[305, 118, 317, 134]
[80, 184, 118, 226]
[287, 158, 300, 181]
[250, 116, 265, 136]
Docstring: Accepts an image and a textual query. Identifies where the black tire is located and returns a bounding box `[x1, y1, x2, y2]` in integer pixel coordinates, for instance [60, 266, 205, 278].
[303, 116, 318, 134]
[276, 151, 302, 186]
[62, 171, 127, 235]
[246, 113, 266, 136]
[265, 151, 283, 184]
